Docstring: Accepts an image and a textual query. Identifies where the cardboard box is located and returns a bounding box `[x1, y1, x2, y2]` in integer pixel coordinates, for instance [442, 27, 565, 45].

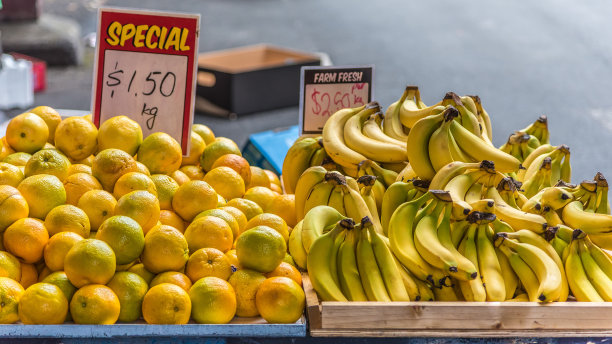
[197, 44, 320, 116]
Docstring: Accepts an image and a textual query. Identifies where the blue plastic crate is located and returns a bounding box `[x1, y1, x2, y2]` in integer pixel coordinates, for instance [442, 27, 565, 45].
[242, 125, 299, 175]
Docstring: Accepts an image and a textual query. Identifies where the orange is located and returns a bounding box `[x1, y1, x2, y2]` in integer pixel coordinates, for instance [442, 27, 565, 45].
[67, 163, 92, 176]
[63, 172, 102, 205]
[236, 226, 286, 273]
[150, 271, 192, 292]
[256, 277, 305, 324]
[211, 154, 251, 187]
[82, 113, 93, 122]
[244, 213, 289, 241]
[19, 282, 68, 324]
[6, 112, 49, 154]
[141, 225, 188, 274]
[225, 249, 241, 270]
[265, 262, 302, 286]
[200, 139, 241, 172]
[3, 152, 31, 167]
[218, 206, 248, 234]
[64, 239, 116, 287]
[92, 148, 139, 192]
[115, 261, 136, 272]
[267, 194, 297, 227]
[44, 204, 91, 237]
[0, 251, 21, 281]
[70, 284, 120, 324]
[172, 180, 217, 222]
[41, 271, 77, 303]
[182, 131, 206, 166]
[159, 210, 186, 233]
[18, 174, 66, 219]
[0, 162, 24, 187]
[96, 215, 144, 265]
[142, 283, 191, 324]
[29, 106, 61, 143]
[134, 161, 151, 176]
[248, 166, 271, 189]
[24, 149, 71, 181]
[170, 169, 190, 185]
[283, 253, 297, 268]
[137, 132, 182, 174]
[217, 194, 227, 207]
[150, 174, 179, 210]
[269, 183, 283, 194]
[184, 216, 233, 253]
[19, 263, 38, 289]
[3, 218, 49, 263]
[192, 124, 215, 144]
[244, 186, 279, 212]
[228, 269, 266, 317]
[127, 263, 155, 284]
[226, 198, 263, 221]
[194, 208, 239, 240]
[0, 185, 29, 231]
[185, 248, 232, 282]
[113, 172, 157, 199]
[189, 276, 236, 324]
[115, 190, 160, 233]
[97, 116, 143, 156]
[179, 165, 204, 180]
[43, 231, 84, 271]
[0, 277, 24, 323]
[107, 271, 148, 322]
[264, 169, 282, 188]
[75, 154, 94, 167]
[54, 117, 98, 161]
[0, 137, 15, 160]
[37, 266, 52, 282]
[204, 166, 245, 200]
[77, 189, 116, 231]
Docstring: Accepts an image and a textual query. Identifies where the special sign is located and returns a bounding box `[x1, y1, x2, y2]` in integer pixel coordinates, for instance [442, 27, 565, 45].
[92, 8, 200, 154]
[299, 66, 373, 135]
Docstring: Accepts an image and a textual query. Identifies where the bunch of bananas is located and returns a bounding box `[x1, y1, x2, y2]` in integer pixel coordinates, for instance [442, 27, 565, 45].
[283, 85, 612, 303]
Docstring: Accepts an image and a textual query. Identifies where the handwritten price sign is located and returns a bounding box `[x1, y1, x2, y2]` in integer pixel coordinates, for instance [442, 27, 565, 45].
[91, 8, 200, 155]
[299, 66, 373, 135]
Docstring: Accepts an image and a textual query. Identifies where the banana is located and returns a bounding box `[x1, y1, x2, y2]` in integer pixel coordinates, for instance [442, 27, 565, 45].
[578, 240, 612, 301]
[322, 104, 369, 171]
[336, 220, 368, 301]
[414, 275, 436, 301]
[388, 192, 438, 281]
[524, 187, 573, 211]
[362, 112, 406, 148]
[356, 219, 391, 301]
[470, 95, 493, 142]
[383, 86, 410, 141]
[520, 115, 550, 145]
[360, 160, 398, 188]
[344, 105, 408, 163]
[464, 180, 486, 205]
[301, 205, 346, 253]
[396, 163, 418, 182]
[357, 175, 383, 233]
[489, 217, 515, 235]
[405, 110, 446, 181]
[522, 146, 567, 185]
[444, 169, 486, 213]
[476, 222, 506, 301]
[342, 182, 382, 234]
[497, 244, 541, 302]
[327, 185, 347, 216]
[485, 186, 548, 233]
[520, 144, 554, 174]
[371, 179, 386, 213]
[399, 87, 444, 129]
[560, 150, 572, 184]
[433, 284, 461, 301]
[585, 236, 612, 281]
[295, 166, 328, 221]
[366, 218, 410, 301]
[381, 181, 415, 235]
[345, 175, 360, 192]
[470, 199, 495, 213]
[442, 92, 481, 137]
[496, 236, 562, 302]
[307, 219, 348, 301]
[309, 145, 328, 167]
[457, 223, 487, 302]
[522, 157, 552, 199]
[303, 180, 334, 218]
[565, 239, 604, 302]
[595, 172, 609, 214]
[282, 137, 322, 194]
[451, 220, 470, 247]
[501, 230, 568, 301]
[428, 107, 459, 171]
[396, 262, 420, 301]
[288, 220, 307, 270]
[507, 293, 530, 302]
[437, 204, 478, 281]
[450, 120, 521, 173]
[429, 161, 482, 190]
[495, 247, 519, 300]
[562, 200, 612, 234]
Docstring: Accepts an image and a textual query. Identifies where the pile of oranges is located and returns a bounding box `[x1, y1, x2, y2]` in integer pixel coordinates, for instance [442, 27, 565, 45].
[0, 106, 304, 325]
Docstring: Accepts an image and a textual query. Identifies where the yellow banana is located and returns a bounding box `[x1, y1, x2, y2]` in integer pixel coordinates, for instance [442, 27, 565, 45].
[380, 181, 415, 235]
[362, 112, 406, 148]
[288, 220, 307, 270]
[306, 219, 348, 301]
[399, 87, 444, 129]
[294, 166, 328, 221]
[282, 137, 323, 194]
[303, 180, 334, 219]
[458, 223, 487, 302]
[429, 161, 481, 190]
[437, 205, 478, 281]
[578, 240, 612, 301]
[565, 239, 604, 302]
[396, 162, 418, 182]
[301, 205, 346, 253]
[383, 86, 410, 141]
[357, 175, 382, 234]
[520, 115, 550, 145]
[356, 219, 391, 301]
[336, 220, 367, 301]
[562, 200, 612, 234]
[494, 247, 518, 300]
[322, 104, 369, 171]
[428, 107, 460, 171]
[342, 183, 382, 234]
[327, 184, 347, 216]
[470, 95, 493, 142]
[309, 145, 328, 167]
[497, 244, 541, 302]
[485, 186, 548, 233]
[476, 223, 506, 301]
[442, 92, 481, 137]
[405, 110, 446, 181]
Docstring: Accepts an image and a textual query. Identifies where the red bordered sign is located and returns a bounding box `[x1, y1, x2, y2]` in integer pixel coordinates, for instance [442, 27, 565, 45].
[91, 8, 200, 155]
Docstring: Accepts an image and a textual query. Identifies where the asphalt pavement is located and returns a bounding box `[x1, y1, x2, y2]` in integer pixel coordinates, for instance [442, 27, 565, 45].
[11, 0, 612, 182]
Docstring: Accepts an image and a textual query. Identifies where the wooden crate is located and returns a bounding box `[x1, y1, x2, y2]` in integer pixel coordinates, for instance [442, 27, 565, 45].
[302, 273, 612, 338]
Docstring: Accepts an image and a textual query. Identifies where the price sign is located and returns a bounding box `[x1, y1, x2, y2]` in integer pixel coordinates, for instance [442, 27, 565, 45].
[299, 66, 373, 135]
[91, 8, 200, 154]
